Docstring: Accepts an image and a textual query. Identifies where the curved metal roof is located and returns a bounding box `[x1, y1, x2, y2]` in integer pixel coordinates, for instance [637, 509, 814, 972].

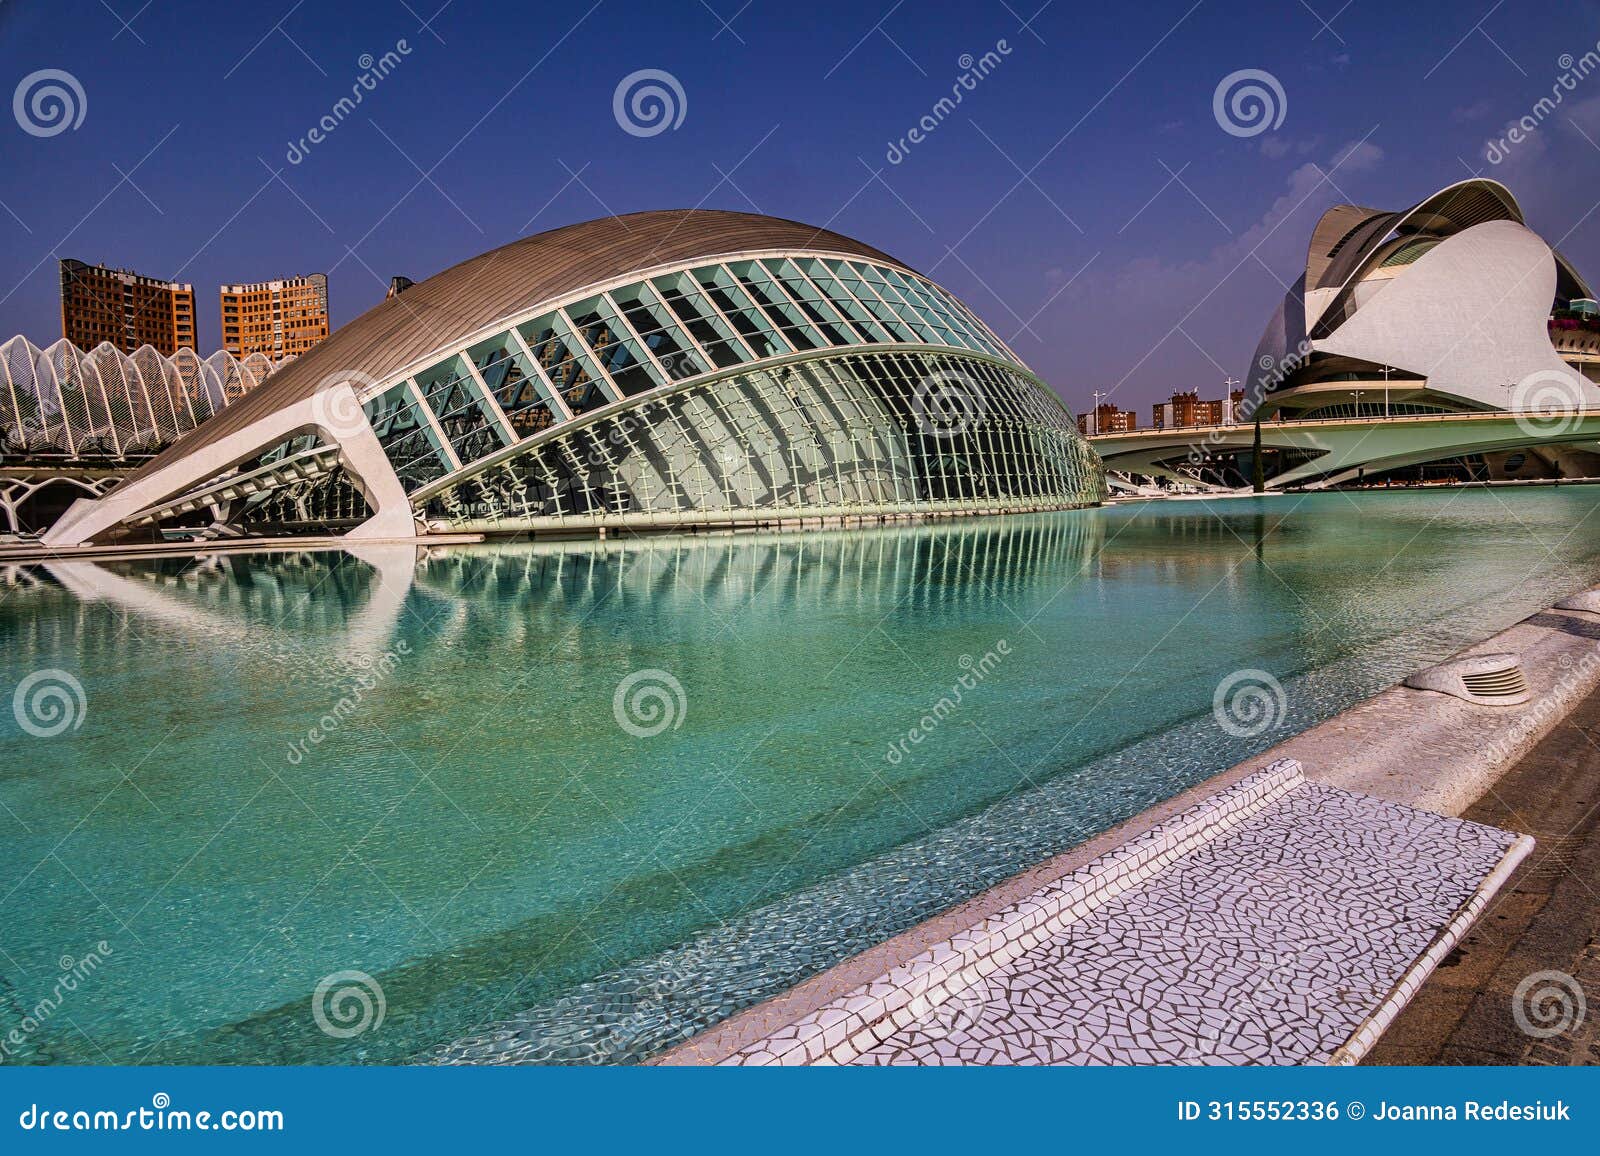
[128, 210, 910, 483]
[1310, 178, 1524, 291]
[1304, 202, 1387, 289]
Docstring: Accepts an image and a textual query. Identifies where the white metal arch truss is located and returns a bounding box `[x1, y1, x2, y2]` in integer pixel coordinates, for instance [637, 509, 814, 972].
[0, 336, 285, 461]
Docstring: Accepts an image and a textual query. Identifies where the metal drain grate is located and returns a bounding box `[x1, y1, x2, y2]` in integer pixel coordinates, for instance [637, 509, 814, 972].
[1461, 665, 1530, 699]
[1404, 653, 1532, 707]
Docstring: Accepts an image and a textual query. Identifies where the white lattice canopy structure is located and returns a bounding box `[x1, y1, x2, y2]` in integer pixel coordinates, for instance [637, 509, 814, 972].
[0, 338, 283, 459]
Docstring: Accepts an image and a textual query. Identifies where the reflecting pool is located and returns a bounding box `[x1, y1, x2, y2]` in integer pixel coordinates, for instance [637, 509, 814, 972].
[4, 487, 1600, 1064]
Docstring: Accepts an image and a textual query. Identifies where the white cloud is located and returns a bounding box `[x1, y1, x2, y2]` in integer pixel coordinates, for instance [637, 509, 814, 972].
[1331, 139, 1384, 172]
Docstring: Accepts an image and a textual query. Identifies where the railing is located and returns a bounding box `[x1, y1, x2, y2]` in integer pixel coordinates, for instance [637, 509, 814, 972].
[1087, 408, 1600, 439]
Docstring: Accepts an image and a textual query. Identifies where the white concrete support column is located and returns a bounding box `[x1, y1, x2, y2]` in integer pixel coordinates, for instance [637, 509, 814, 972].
[43, 381, 416, 546]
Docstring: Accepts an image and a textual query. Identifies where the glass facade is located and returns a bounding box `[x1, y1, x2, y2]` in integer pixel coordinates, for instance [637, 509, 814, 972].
[420, 348, 1104, 531]
[359, 255, 1042, 498]
[112, 248, 1102, 538]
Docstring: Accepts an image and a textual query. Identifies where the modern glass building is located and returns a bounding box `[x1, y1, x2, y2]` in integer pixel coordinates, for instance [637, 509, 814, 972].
[45, 211, 1105, 546]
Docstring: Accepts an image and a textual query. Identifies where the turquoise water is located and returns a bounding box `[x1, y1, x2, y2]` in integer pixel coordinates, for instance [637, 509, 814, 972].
[3, 487, 1600, 1064]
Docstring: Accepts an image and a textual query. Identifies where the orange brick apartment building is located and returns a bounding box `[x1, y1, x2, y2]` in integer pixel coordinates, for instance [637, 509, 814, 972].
[219, 274, 330, 359]
[59, 259, 197, 354]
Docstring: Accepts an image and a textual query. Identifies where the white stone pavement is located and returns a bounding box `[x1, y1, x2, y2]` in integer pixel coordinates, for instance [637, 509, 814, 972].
[708, 762, 1528, 1066]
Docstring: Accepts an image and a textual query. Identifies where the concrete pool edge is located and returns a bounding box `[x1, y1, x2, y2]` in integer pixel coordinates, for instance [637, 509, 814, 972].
[656, 586, 1600, 1066]
[1272, 601, 1600, 815]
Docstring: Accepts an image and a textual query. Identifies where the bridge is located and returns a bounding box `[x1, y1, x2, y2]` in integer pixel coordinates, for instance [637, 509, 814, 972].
[1087, 410, 1600, 491]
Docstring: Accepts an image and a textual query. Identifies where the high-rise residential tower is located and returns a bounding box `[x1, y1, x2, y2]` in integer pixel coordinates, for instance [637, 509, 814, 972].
[219, 274, 330, 359]
[59, 259, 196, 355]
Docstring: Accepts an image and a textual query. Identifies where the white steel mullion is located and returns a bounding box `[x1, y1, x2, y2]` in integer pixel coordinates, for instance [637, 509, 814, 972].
[785, 259, 869, 345]
[609, 400, 658, 513]
[556, 306, 624, 404]
[126, 356, 158, 444]
[583, 418, 629, 514]
[683, 392, 738, 508]
[644, 284, 716, 373]
[659, 396, 714, 511]
[172, 357, 199, 432]
[78, 359, 117, 456]
[815, 359, 871, 503]
[846, 265, 921, 346]
[0, 360, 21, 446]
[801, 261, 889, 343]
[714, 262, 796, 357]
[943, 287, 1019, 363]
[49, 360, 78, 457]
[809, 364, 850, 504]
[883, 269, 957, 348]
[508, 326, 575, 421]
[751, 258, 827, 347]
[693, 267, 760, 362]
[408, 376, 462, 471]
[459, 354, 518, 444]
[700, 383, 772, 506]
[599, 290, 673, 385]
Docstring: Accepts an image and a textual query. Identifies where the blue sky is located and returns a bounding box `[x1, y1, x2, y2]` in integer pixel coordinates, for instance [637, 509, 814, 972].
[3, 0, 1600, 414]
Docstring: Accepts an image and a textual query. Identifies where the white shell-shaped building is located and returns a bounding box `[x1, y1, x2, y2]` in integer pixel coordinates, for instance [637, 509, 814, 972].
[1244, 178, 1598, 420]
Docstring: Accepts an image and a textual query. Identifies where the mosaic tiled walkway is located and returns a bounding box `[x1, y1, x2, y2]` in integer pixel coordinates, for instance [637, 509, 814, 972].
[716, 762, 1529, 1065]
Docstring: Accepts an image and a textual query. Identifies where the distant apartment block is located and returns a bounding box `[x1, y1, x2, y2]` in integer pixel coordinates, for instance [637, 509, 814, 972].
[1150, 389, 1247, 430]
[219, 273, 329, 359]
[1077, 402, 1138, 435]
[60, 259, 196, 355]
